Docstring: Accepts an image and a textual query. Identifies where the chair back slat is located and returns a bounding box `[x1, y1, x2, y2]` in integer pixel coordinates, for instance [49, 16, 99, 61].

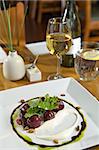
[84, 0, 99, 41]
[0, 1, 25, 48]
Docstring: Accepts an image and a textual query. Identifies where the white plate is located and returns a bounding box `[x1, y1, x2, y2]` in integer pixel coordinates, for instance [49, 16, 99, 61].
[0, 77, 99, 150]
[26, 41, 49, 56]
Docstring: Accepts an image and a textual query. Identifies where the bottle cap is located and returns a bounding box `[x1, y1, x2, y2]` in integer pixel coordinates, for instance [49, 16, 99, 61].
[61, 54, 74, 67]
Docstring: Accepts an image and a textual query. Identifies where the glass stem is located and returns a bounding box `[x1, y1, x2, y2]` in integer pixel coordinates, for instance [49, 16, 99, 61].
[56, 55, 61, 76]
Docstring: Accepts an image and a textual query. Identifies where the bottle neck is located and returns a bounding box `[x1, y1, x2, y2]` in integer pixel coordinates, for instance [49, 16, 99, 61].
[63, 0, 81, 38]
[66, 0, 77, 18]
[67, 0, 75, 4]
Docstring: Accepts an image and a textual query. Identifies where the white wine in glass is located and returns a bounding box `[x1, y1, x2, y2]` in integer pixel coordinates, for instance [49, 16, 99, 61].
[46, 17, 72, 80]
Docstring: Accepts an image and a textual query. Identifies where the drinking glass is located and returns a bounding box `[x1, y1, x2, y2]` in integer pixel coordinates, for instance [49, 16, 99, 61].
[75, 42, 99, 81]
[46, 17, 72, 80]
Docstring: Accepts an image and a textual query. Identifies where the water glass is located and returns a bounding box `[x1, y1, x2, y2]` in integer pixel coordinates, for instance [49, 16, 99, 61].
[75, 42, 99, 81]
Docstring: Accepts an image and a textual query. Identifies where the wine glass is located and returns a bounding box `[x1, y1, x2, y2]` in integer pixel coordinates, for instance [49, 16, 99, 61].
[46, 17, 72, 80]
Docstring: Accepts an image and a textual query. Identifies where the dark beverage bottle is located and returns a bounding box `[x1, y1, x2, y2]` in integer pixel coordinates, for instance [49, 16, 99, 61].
[62, 0, 81, 67]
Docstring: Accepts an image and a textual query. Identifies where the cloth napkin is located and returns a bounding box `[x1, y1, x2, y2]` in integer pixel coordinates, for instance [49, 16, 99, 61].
[26, 41, 49, 55]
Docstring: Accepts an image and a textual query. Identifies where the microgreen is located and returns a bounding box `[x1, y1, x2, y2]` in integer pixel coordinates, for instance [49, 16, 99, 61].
[38, 94, 58, 110]
[24, 94, 59, 118]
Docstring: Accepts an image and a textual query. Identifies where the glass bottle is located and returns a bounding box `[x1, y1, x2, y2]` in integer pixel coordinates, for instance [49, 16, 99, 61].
[62, 0, 81, 67]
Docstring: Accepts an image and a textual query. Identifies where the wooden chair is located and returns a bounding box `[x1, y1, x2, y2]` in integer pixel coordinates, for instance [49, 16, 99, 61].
[37, 0, 61, 23]
[0, 1, 25, 48]
[77, 0, 99, 42]
[27, 0, 37, 19]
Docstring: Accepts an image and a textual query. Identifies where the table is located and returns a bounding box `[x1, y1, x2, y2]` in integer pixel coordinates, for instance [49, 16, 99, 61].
[0, 46, 99, 100]
[0, 45, 99, 150]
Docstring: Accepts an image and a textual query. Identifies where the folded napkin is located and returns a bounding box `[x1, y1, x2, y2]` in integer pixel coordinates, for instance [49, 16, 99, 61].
[26, 41, 49, 55]
[0, 46, 7, 63]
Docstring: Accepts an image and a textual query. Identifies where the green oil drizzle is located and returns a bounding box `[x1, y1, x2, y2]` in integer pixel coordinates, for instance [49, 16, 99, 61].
[19, 132, 32, 143]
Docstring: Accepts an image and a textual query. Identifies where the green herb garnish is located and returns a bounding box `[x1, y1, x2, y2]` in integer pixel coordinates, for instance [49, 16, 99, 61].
[25, 94, 59, 118]
[38, 94, 58, 110]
